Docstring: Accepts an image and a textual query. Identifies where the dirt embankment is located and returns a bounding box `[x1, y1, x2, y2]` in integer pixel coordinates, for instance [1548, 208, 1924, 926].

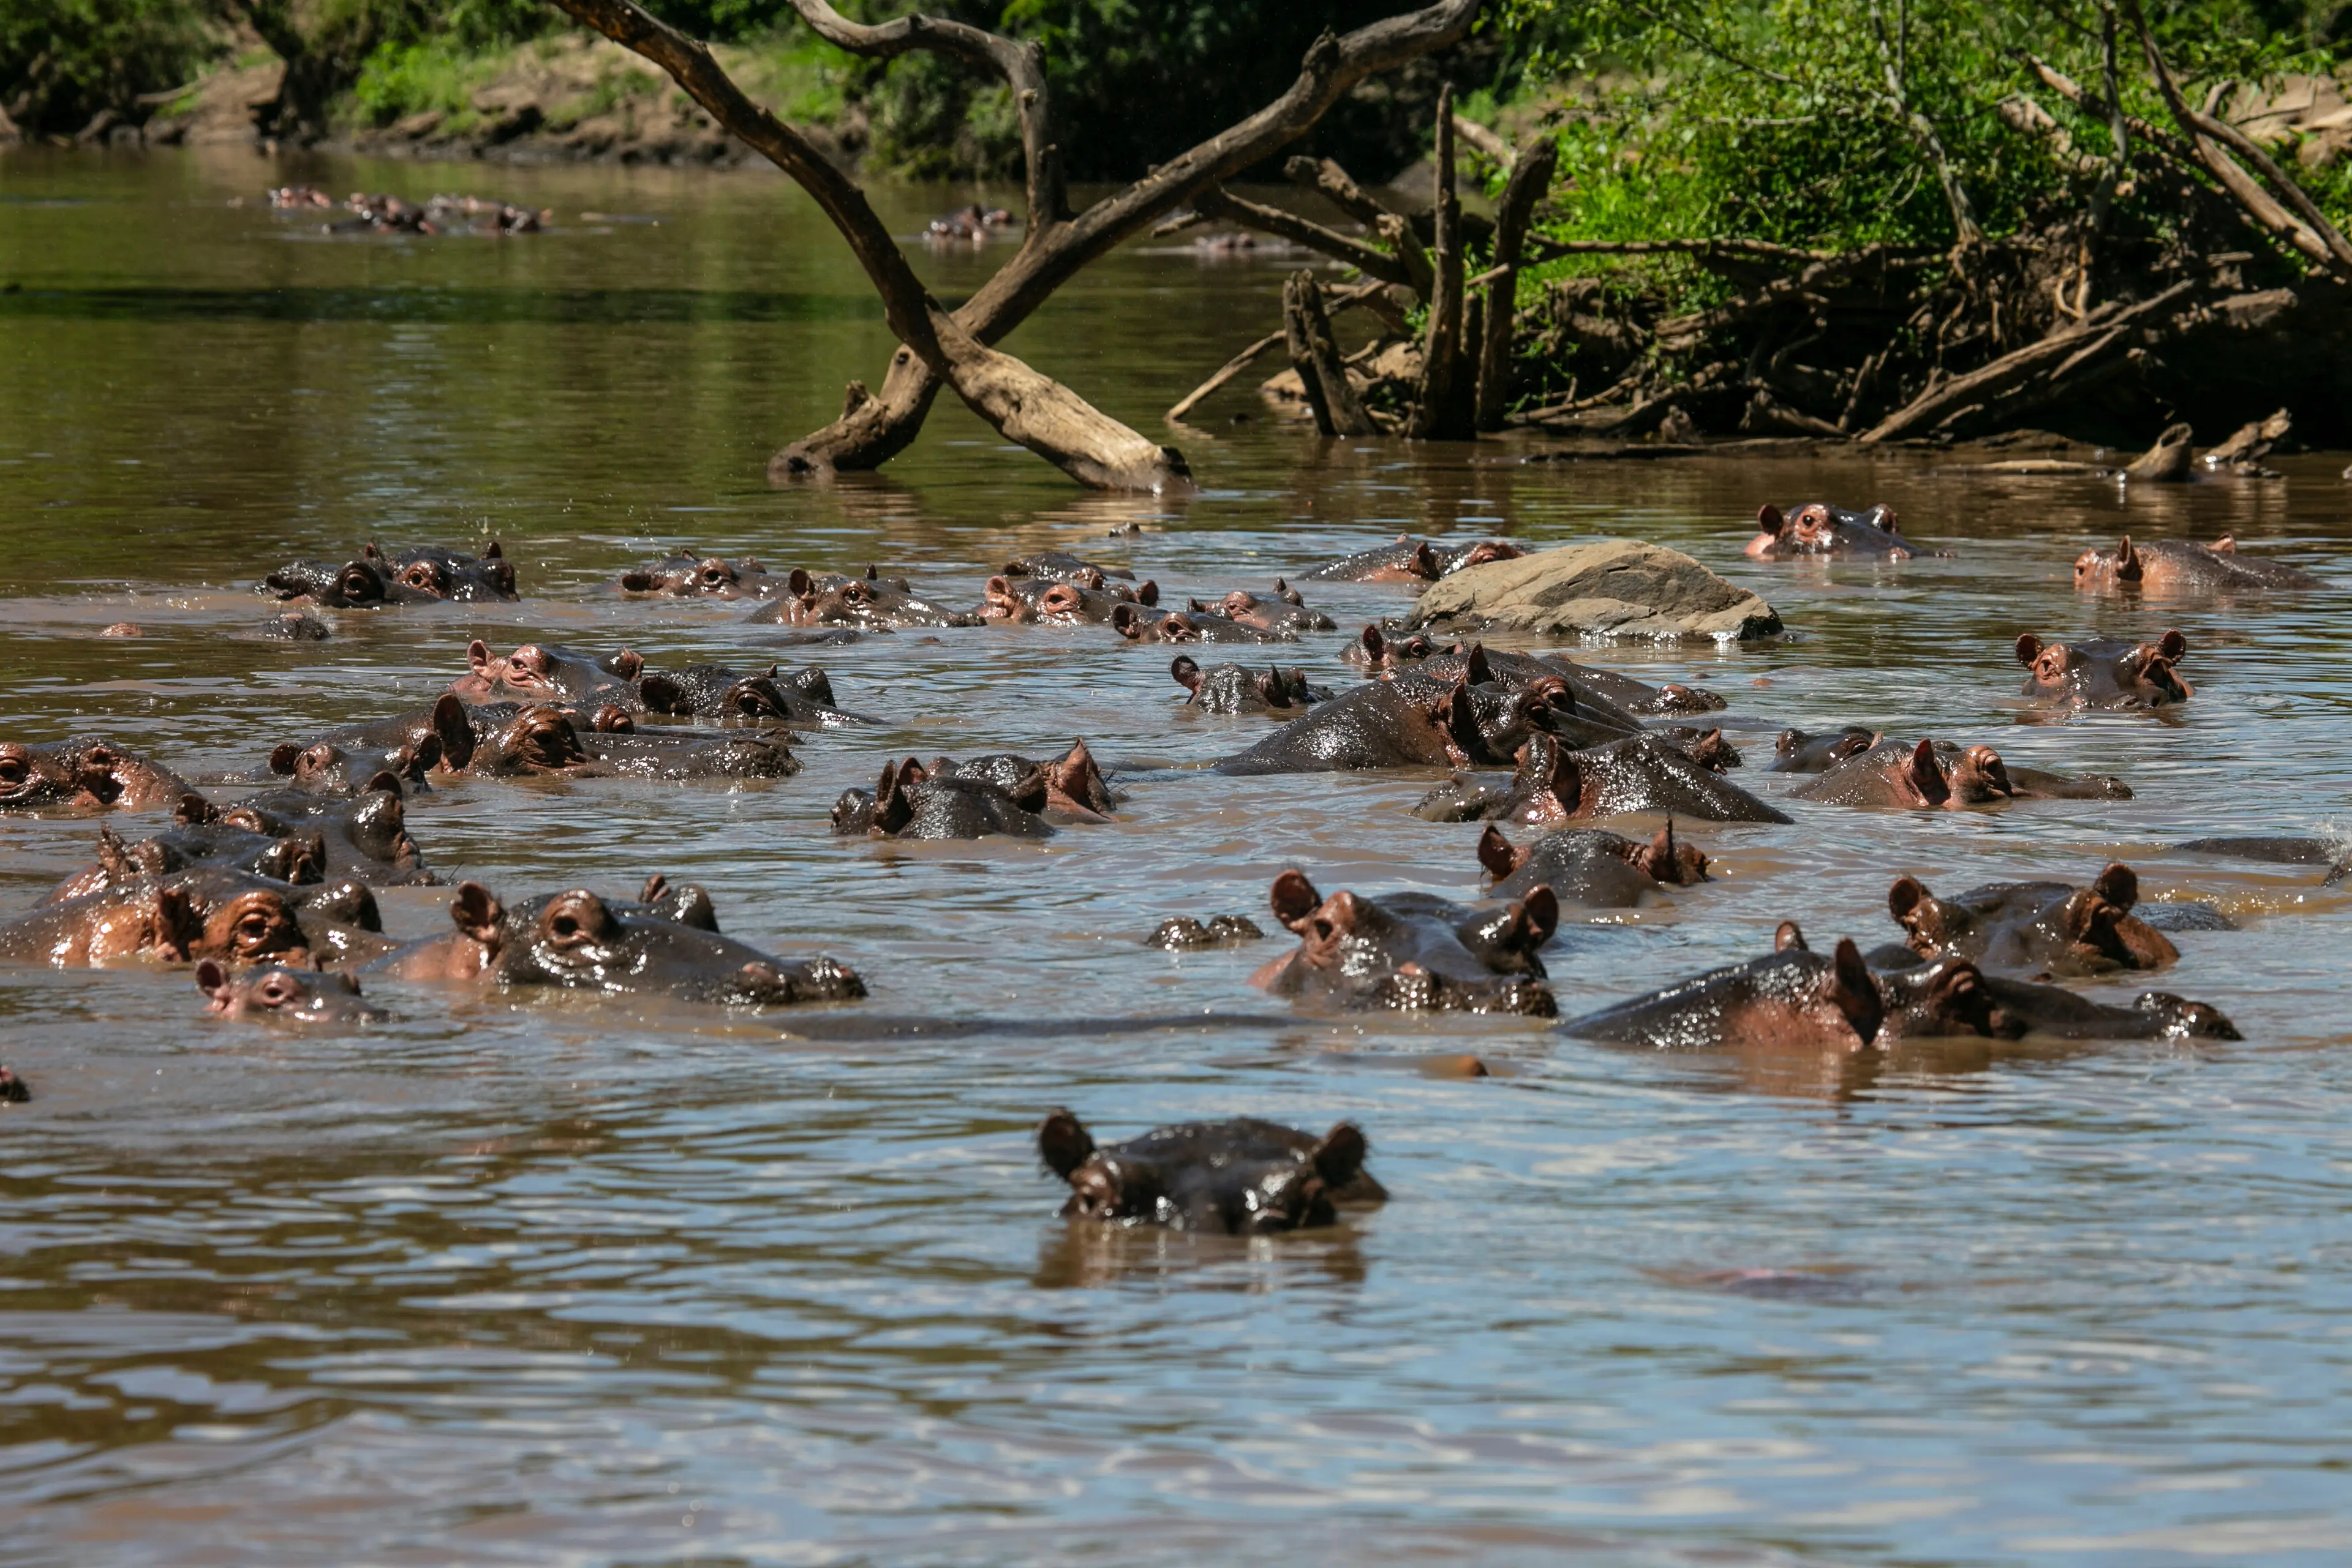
[140, 34, 864, 169]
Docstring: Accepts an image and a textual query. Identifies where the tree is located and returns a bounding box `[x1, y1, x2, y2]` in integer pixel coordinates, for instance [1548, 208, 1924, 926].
[544, 0, 1488, 491]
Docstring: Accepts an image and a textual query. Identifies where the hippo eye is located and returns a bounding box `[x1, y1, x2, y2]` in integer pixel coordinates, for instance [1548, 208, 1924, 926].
[405, 564, 440, 588]
[258, 978, 292, 1005]
[843, 581, 872, 603]
[0, 757, 23, 784]
[237, 911, 276, 944]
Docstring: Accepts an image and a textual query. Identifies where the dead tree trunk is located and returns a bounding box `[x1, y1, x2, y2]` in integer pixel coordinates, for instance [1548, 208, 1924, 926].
[1283, 272, 1378, 436]
[549, 0, 1488, 487]
[1411, 83, 1476, 439]
[1475, 136, 1558, 431]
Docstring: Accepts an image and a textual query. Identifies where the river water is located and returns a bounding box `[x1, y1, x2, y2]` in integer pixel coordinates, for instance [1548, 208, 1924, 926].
[2, 145, 2350, 1566]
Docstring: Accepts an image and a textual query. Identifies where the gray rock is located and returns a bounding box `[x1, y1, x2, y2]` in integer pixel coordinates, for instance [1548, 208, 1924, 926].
[1403, 540, 1783, 642]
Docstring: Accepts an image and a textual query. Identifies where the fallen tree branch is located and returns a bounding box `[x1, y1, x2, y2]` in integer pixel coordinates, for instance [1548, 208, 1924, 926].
[1164, 281, 1384, 424]
[1283, 154, 1434, 296]
[1193, 187, 1413, 285]
[1452, 113, 1513, 166]
[1655, 244, 1911, 351]
[1476, 135, 1560, 431]
[1410, 83, 1474, 438]
[1286, 271, 1379, 435]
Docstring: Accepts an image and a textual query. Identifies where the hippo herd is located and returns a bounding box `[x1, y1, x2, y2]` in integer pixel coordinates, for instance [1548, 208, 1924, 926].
[4, 507, 2333, 1238]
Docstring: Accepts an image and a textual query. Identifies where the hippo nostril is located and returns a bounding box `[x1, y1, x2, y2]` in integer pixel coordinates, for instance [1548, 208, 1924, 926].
[552, 916, 579, 938]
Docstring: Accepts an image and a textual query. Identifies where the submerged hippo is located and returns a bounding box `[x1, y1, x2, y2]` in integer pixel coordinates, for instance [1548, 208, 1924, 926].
[198, 960, 389, 1025]
[921, 740, 1117, 821]
[1477, 821, 1710, 907]
[2016, 630, 2192, 710]
[615, 552, 790, 598]
[1112, 603, 1295, 644]
[983, 574, 1157, 624]
[454, 640, 641, 708]
[2174, 835, 2352, 884]
[0, 867, 315, 969]
[1351, 628, 1725, 717]
[0, 739, 197, 814]
[263, 541, 516, 606]
[1202, 583, 1335, 634]
[1170, 657, 1330, 714]
[1768, 725, 1879, 772]
[1418, 733, 1790, 824]
[636, 662, 865, 727]
[1037, 1110, 1386, 1234]
[258, 737, 438, 795]
[1249, 868, 1559, 1016]
[742, 568, 979, 629]
[834, 758, 1054, 840]
[1000, 551, 1135, 583]
[1746, 503, 1932, 559]
[1298, 536, 1523, 582]
[1874, 864, 2179, 976]
[189, 781, 434, 883]
[1218, 671, 1583, 775]
[375, 882, 864, 1005]
[1792, 737, 2129, 809]
[44, 821, 327, 903]
[2074, 535, 2321, 595]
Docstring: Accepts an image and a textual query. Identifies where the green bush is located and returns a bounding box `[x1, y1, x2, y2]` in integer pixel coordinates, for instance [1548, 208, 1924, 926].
[2, 0, 221, 135]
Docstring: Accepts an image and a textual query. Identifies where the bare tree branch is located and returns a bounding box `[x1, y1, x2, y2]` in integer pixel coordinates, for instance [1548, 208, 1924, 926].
[1193, 187, 1415, 285]
[1452, 113, 1513, 165]
[1476, 135, 1559, 429]
[1284, 154, 1436, 295]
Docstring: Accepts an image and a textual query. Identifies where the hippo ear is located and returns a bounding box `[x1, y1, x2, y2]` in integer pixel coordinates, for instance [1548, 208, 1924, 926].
[1006, 766, 1052, 815]
[268, 742, 301, 776]
[1409, 541, 1441, 579]
[1253, 669, 1286, 707]
[2014, 633, 2041, 666]
[1463, 643, 1492, 687]
[360, 770, 404, 799]
[1517, 885, 1559, 949]
[1275, 577, 1302, 606]
[1136, 579, 1159, 606]
[1758, 503, 1786, 537]
[429, 694, 475, 771]
[451, 882, 504, 947]
[96, 826, 136, 880]
[1476, 824, 1522, 882]
[1359, 625, 1385, 664]
[2093, 862, 2139, 908]
[1829, 938, 1885, 1047]
[1888, 876, 1928, 922]
[2211, 532, 2237, 553]
[1907, 737, 1943, 794]
[195, 958, 230, 1003]
[150, 886, 198, 963]
[483, 540, 502, 559]
[467, 638, 495, 675]
[1310, 1121, 1368, 1187]
[1269, 869, 1322, 929]
[2116, 536, 2143, 581]
[788, 567, 814, 599]
[1110, 602, 1144, 639]
[1186, 597, 1209, 613]
[175, 791, 220, 826]
[1170, 655, 1201, 692]
[2157, 628, 2187, 662]
[401, 734, 442, 782]
[1775, 920, 1809, 952]
[611, 649, 644, 682]
[638, 673, 685, 714]
[1037, 1109, 1096, 1180]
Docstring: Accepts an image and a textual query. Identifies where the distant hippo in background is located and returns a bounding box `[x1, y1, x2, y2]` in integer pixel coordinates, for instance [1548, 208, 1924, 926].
[1250, 868, 1559, 1016]
[454, 640, 641, 708]
[198, 960, 388, 1026]
[1171, 657, 1331, 714]
[376, 881, 864, 1005]
[1477, 822, 1710, 907]
[1349, 628, 1725, 717]
[744, 568, 979, 629]
[1038, 1110, 1385, 1234]
[1746, 503, 1934, 559]
[922, 739, 1118, 821]
[1871, 863, 2179, 976]
[2174, 835, 2352, 884]
[2074, 535, 2321, 595]
[0, 739, 197, 815]
[1300, 535, 1523, 582]
[1792, 737, 2129, 809]
[2016, 631, 2192, 710]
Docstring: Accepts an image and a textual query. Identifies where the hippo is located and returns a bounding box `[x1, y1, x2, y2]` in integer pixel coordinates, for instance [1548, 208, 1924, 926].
[0, 739, 197, 815]
[1768, 725, 1879, 772]
[0, 1067, 25, 1103]
[0, 867, 315, 969]
[198, 960, 389, 1025]
[1216, 672, 1566, 775]
[1299, 536, 1523, 582]
[1872, 864, 2179, 976]
[1248, 868, 1559, 1016]
[186, 779, 434, 884]
[1202, 584, 1336, 634]
[1349, 628, 1725, 716]
[1477, 821, 1709, 907]
[1146, 914, 1267, 949]
[1745, 503, 1933, 559]
[2016, 630, 2192, 710]
[375, 882, 864, 1005]
[1567, 925, 1885, 1051]
[263, 541, 515, 605]
[742, 568, 980, 629]
[454, 640, 640, 707]
[921, 740, 1117, 821]
[1112, 603, 1295, 644]
[1344, 626, 1441, 668]
[1877, 962, 2241, 1041]
[2174, 835, 2352, 884]
[927, 203, 1012, 240]
[615, 552, 790, 598]
[833, 758, 1054, 840]
[1000, 551, 1134, 582]
[1037, 1110, 1385, 1234]
[1792, 737, 2130, 809]
[1170, 657, 1332, 714]
[636, 662, 867, 727]
[982, 574, 1156, 624]
[1417, 733, 1792, 824]
[258, 737, 439, 794]
[258, 610, 332, 641]
[43, 822, 327, 903]
[323, 696, 798, 784]
[581, 721, 802, 782]
[2074, 535, 2321, 595]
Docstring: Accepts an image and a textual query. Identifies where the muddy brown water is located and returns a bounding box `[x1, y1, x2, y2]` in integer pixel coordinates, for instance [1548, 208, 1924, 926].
[3, 146, 2351, 1566]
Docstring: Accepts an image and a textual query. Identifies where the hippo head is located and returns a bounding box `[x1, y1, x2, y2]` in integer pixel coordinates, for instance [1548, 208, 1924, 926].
[0, 742, 86, 810]
[1349, 625, 1436, 669]
[981, 575, 1040, 622]
[2073, 535, 2144, 589]
[2130, 992, 2244, 1040]
[621, 554, 744, 597]
[176, 882, 312, 966]
[788, 567, 971, 628]
[264, 557, 390, 607]
[449, 882, 865, 1005]
[371, 542, 514, 602]
[1633, 820, 1709, 884]
[1874, 956, 2021, 1042]
[1037, 1109, 1374, 1234]
[1043, 739, 1116, 819]
[1752, 925, 1888, 1047]
[1255, 869, 1557, 1014]
[472, 705, 594, 775]
[485, 641, 641, 704]
[198, 959, 387, 1025]
[1880, 737, 2012, 809]
[268, 738, 439, 794]
[2037, 863, 2180, 970]
[1449, 540, 1523, 573]
[2016, 630, 2192, 707]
